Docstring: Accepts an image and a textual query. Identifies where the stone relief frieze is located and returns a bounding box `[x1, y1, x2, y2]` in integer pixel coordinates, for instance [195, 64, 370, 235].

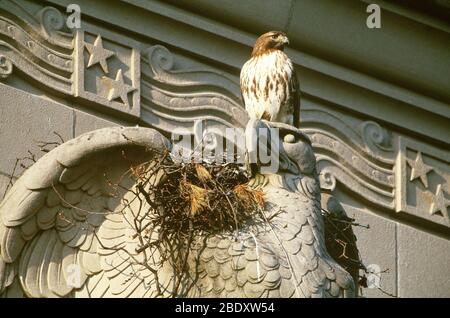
[358, 121, 394, 162]
[0, 0, 448, 231]
[74, 25, 140, 117]
[301, 108, 396, 211]
[140, 44, 247, 134]
[0, 1, 73, 92]
[396, 137, 450, 227]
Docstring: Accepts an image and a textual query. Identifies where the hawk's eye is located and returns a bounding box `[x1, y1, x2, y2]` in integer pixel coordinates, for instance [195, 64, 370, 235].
[271, 34, 277, 39]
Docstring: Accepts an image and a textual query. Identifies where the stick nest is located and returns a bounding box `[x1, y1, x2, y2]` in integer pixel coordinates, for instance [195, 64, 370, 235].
[131, 153, 265, 242]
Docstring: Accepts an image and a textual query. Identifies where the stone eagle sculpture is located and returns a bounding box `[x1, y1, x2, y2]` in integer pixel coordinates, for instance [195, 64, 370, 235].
[0, 122, 355, 298]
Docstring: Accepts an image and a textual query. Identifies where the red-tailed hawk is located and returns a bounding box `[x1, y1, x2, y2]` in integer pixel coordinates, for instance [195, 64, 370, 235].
[240, 31, 300, 127]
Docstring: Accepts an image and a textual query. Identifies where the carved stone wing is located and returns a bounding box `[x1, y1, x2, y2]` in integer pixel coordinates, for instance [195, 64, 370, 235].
[0, 127, 171, 297]
[0, 124, 355, 298]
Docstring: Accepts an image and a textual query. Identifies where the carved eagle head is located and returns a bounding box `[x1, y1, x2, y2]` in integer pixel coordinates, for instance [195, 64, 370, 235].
[251, 31, 290, 57]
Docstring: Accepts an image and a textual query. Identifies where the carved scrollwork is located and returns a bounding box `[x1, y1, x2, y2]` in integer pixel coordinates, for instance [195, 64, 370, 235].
[0, 54, 13, 79]
[0, 1, 74, 93]
[2, 0, 73, 49]
[145, 45, 242, 101]
[141, 44, 248, 135]
[359, 120, 393, 157]
[302, 107, 396, 210]
[319, 169, 337, 192]
[36, 6, 65, 38]
[146, 45, 174, 75]
[302, 104, 449, 229]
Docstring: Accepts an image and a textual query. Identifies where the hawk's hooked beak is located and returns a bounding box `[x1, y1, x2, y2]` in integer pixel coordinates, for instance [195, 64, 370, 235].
[282, 35, 289, 45]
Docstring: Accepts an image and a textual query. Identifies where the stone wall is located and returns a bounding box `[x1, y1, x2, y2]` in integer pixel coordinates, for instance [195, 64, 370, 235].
[0, 0, 448, 297]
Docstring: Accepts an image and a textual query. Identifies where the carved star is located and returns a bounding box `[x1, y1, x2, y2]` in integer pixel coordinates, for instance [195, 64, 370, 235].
[103, 69, 135, 106]
[407, 152, 433, 188]
[429, 184, 450, 223]
[85, 35, 114, 74]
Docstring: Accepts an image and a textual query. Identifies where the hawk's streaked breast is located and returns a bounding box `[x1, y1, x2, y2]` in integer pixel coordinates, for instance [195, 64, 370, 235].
[240, 49, 298, 126]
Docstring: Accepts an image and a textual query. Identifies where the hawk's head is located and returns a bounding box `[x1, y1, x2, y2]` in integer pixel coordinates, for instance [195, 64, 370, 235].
[251, 31, 290, 57]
